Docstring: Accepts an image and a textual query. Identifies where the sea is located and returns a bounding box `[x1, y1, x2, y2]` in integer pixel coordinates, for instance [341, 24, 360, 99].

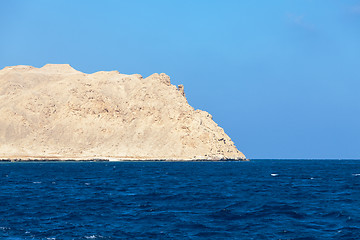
[1, 160, 360, 240]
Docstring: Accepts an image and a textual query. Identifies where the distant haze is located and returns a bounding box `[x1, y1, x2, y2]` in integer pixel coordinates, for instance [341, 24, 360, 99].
[1, 1, 359, 159]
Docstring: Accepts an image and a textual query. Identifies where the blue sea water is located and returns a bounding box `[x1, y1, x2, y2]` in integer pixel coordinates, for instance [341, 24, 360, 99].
[1, 160, 360, 239]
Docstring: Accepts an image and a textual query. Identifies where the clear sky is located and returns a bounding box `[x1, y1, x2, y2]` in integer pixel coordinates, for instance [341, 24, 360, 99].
[1, 0, 360, 159]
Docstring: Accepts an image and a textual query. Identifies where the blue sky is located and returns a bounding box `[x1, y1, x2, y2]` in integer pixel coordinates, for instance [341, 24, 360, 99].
[1, 0, 360, 159]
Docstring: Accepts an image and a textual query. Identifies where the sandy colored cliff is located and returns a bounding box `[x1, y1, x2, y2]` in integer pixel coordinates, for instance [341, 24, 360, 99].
[0, 64, 245, 161]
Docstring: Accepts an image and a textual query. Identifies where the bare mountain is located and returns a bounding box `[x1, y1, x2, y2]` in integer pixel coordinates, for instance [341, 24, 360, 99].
[0, 64, 245, 161]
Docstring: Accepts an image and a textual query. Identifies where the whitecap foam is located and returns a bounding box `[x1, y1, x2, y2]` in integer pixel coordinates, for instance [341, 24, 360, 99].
[33, 181, 42, 184]
[352, 173, 360, 176]
[85, 235, 97, 239]
[271, 174, 278, 177]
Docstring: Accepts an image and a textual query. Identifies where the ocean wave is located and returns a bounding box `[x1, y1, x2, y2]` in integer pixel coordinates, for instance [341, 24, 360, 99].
[2, 160, 360, 239]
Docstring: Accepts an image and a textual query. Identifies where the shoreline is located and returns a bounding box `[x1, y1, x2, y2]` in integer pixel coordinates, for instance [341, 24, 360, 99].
[0, 157, 249, 162]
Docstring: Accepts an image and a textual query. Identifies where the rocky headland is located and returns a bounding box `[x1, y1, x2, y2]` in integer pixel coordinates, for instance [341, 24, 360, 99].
[0, 64, 245, 161]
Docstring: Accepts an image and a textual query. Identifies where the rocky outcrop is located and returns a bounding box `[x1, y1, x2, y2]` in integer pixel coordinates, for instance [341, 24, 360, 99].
[177, 84, 185, 97]
[0, 64, 246, 161]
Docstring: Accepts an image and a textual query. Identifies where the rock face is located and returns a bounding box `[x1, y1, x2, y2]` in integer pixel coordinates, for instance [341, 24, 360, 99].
[0, 64, 246, 161]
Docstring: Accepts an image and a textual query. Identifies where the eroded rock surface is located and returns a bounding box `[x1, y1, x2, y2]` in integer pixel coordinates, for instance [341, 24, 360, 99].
[0, 64, 245, 160]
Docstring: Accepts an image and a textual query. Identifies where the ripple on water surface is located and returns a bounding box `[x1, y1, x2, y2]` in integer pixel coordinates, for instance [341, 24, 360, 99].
[1, 160, 360, 239]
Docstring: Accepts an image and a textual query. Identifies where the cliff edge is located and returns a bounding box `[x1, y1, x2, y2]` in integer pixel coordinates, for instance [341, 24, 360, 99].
[0, 64, 246, 161]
